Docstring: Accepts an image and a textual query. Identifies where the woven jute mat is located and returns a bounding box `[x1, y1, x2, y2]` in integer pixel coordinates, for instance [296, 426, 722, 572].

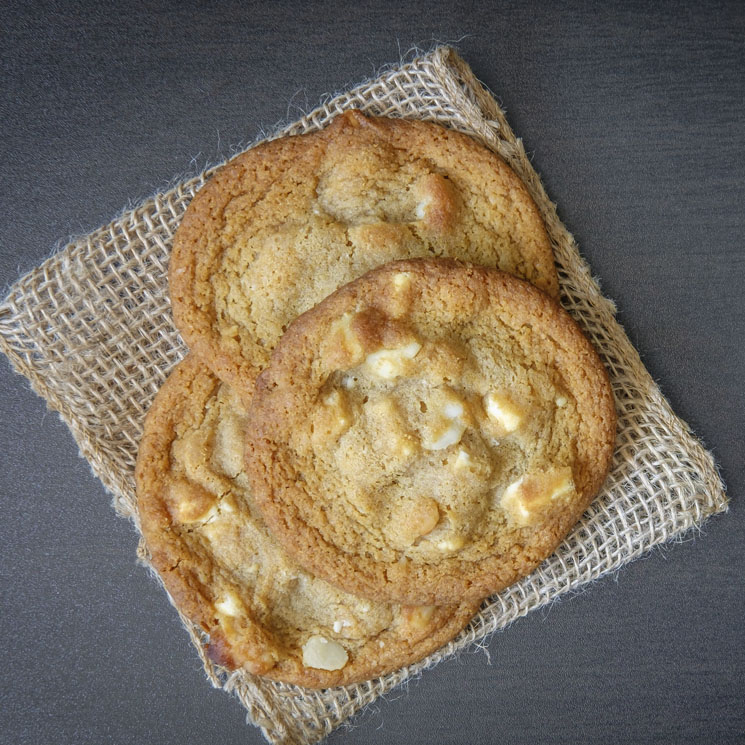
[0, 46, 727, 744]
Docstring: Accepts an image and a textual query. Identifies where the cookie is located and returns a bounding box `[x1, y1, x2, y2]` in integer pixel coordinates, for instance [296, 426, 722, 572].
[245, 259, 616, 606]
[135, 355, 478, 688]
[169, 110, 558, 399]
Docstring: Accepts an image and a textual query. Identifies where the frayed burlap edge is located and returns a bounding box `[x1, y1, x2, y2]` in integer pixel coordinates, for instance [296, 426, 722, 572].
[0, 46, 727, 745]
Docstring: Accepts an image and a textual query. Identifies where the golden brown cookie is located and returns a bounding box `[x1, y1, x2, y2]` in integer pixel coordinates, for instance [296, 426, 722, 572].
[169, 110, 558, 399]
[245, 259, 616, 606]
[135, 355, 478, 688]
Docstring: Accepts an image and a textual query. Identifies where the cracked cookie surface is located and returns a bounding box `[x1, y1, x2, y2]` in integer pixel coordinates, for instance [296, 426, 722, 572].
[246, 259, 616, 606]
[170, 110, 558, 399]
[135, 355, 478, 688]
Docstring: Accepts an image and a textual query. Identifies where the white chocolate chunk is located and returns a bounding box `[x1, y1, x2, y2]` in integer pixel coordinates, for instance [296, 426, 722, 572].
[449, 446, 492, 478]
[215, 592, 241, 617]
[397, 439, 416, 457]
[413, 173, 457, 229]
[415, 195, 431, 220]
[312, 389, 352, 447]
[555, 395, 568, 407]
[452, 448, 472, 471]
[323, 390, 351, 429]
[391, 496, 440, 545]
[363, 341, 422, 379]
[181, 502, 218, 526]
[201, 515, 227, 543]
[330, 312, 365, 364]
[442, 401, 464, 419]
[392, 272, 412, 290]
[436, 534, 465, 552]
[302, 635, 349, 671]
[422, 395, 467, 451]
[500, 467, 575, 527]
[484, 392, 523, 433]
[202, 504, 220, 524]
[167, 478, 217, 524]
[425, 419, 467, 450]
[401, 604, 436, 631]
[174, 499, 218, 525]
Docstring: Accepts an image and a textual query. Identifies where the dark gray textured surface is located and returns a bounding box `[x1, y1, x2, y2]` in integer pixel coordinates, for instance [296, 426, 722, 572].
[2, 2, 743, 743]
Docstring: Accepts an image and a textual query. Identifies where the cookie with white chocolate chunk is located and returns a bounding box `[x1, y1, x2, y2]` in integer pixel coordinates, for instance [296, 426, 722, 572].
[135, 355, 478, 688]
[246, 259, 616, 606]
[169, 109, 558, 401]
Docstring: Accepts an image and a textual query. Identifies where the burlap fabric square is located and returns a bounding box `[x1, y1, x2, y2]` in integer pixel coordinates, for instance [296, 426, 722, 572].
[0, 46, 727, 745]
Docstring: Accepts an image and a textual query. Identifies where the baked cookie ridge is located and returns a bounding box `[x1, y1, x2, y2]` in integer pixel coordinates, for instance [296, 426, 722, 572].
[169, 109, 558, 397]
[245, 258, 616, 606]
[135, 355, 478, 688]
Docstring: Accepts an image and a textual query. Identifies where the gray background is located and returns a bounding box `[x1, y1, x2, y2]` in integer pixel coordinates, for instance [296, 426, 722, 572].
[2, 2, 743, 743]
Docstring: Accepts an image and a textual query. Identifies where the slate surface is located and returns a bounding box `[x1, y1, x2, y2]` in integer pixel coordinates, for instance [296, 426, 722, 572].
[2, 2, 743, 743]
